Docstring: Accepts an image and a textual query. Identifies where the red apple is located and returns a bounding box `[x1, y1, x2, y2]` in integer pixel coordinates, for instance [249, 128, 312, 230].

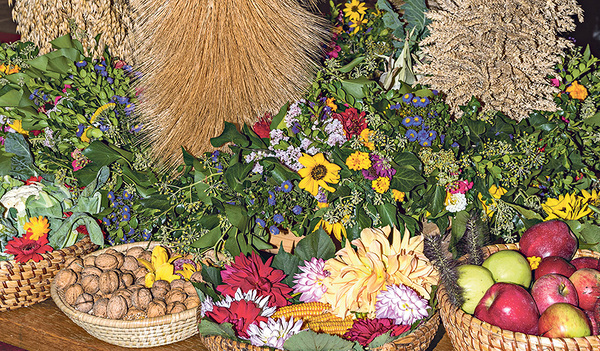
[519, 220, 577, 261]
[569, 268, 600, 311]
[584, 310, 599, 335]
[474, 282, 539, 335]
[534, 256, 576, 280]
[571, 257, 600, 270]
[538, 303, 591, 338]
[531, 273, 578, 314]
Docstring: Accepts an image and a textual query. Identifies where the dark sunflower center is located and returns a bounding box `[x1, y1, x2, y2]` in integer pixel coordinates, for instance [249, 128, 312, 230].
[311, 165, 328, 181]
[352, 5, 359, 12]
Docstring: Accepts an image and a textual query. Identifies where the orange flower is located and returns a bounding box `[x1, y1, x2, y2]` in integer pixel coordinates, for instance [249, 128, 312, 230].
[566, 81, 588, 101]
[24, 216, 50, 241]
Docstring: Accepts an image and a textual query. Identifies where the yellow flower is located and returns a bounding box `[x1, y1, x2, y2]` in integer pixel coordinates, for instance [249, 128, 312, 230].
[318, 202, 329, 209]
[542, 192, 592, 221]
[24, 216, 50, 241]
[349, 15, 368, 35]
[80, 127, 92, 143]
[372, 177, 390, 194]
[391, 189, 405, 202]
[343, 0, 367, 22]
[326, 97, 338, 112]
[137, 246, 182, 288]
[478, 185, 507, 217]
[314, 218, 347, 241]
[566, 81, 588, 101]
[527, 256, 541, 270]
[0, 64, 20, 75]
[345, 151, 371, 171]
[582, 189, 600, 206]
[175, 263, 197, 279]
[8, 120, 28, 135]
[298, 153, 341, 196]
[359, 128, 375, 150]
[320, 226, 438, 318]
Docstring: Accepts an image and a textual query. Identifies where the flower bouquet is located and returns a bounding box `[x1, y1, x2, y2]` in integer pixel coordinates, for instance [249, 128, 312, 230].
[196, 226, 440, 351]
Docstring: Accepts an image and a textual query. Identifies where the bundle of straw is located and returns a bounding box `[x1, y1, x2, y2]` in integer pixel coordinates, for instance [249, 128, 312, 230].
[132, 0, 329, 167]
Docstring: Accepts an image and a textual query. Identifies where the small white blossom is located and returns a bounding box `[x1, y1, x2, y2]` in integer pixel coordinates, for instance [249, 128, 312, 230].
[445, 192, 467, 213]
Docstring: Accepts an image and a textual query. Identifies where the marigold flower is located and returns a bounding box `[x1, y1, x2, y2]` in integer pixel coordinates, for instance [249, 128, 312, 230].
[359, 128, 375, 150]
[24, 216, 50, 241]
[391, 189, 405, 202]
[566, 81, 588, 101]
[346, 151, 371, 171]
[372, 177, 390, 194]
[326, 97, 338, 112]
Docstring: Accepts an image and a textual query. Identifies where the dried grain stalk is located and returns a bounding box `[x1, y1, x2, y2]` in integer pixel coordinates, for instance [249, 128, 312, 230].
[133, 0, 330, 167]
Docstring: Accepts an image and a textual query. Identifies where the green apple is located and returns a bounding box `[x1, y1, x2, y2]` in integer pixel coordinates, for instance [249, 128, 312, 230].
[457, 264, 495, 314]
[482, 250, 532, 288]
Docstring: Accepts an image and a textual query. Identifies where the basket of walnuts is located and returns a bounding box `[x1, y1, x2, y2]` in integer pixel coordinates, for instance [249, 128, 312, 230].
[51, 241, 202, 348]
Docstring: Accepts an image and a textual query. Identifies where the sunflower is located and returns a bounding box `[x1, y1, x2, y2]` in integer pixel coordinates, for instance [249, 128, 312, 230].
[298, 153, 340, 196]
[24, 216, 50, 241]
[314, 217, 348, 241]
[343, 0, 367, 22]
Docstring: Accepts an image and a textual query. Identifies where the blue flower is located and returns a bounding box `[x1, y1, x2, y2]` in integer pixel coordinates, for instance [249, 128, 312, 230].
[440, 134, 445, 143]
[292, 123, 301, 134]
[406, 129, 418, 142]
[211, 150, 220, 162]
[256, 218, 266, 227]
[107, 77, 114, 84]
[292, 205, 303, 215]
[142, 230, 152, 240]
[99, 124, 110, 132]
[123, 65, 133, 73]
[427, 130, 437, 140]
[114, 96, 129, 105]
[122, 205, 131, 214]
[418, 97, 430, 107]
[128, 228, 135, 236]
[412, 115, 422, 127]
[281, 180, 293, 193]
[215, 163, 223, 173]
[417, 128, 429, 142]
[402, 93, 413, 103]
[122, 212, 131, 222]
[248, 198, 255, 205]
[124, 103, 135, 115]
[269, 225, 280, 235]
[130, 123, 142, 133]
[123, 189, 133, 200]
[75, 61, 87, 68]
[401, 116, 413, 127]
[451, 142, 459, 147]
[419, 138, 432, 147]
[94, 64, 106, 71]
[102, 217, 111, 226]
[273, 214, 284, 224]
[268, 191, 276, 206]
[107, 237, 115, 245]
[76, 124, 85, 137]
[389, 103, 401, 110]
[107, 191, 116, 201]
[411, 97, 420, 106]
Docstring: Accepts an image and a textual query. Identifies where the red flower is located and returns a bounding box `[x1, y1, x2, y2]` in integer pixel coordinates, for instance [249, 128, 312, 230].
[332, 107, 367, 140]
[217, 252, 292, 307]
[344, 318, 411, 347]
[253, 112, 272, 139]
[75, 225, 89, 236]
[114, 60, 127, 69]
[4, 236, 53, 263]
[206, 300, 268, 338]
[25, 176, 43, 185]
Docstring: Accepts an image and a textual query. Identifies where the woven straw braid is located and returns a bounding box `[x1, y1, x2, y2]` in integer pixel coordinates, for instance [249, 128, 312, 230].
[0, 236, 97, 311]
[439, 243, 600, 351]
[51, 241, 198, 348]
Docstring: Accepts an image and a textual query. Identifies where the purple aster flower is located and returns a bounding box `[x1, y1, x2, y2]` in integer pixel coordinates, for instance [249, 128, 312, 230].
[124, 103, 135, 115]
[291, 123, 301, 134]
[269, 225, 280, 235]
[75, 61, 87, 68]
[268, 191, 276, 206]
[76, 124, 85, 137]
[402, 93, 413, 104]
[281, 180, 293, 193]
[406, 129, 417, 142]
[273, 214, 284, 224]
[376, 284, 430, 325]
[107, 77, 114, 84]
[292, 205, 302, 215]
[256, 218, 266, 228]
[293, 258, 330, 302]
[371, 154, 396, 178]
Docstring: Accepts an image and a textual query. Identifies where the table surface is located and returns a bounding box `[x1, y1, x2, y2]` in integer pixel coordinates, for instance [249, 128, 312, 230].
[0, 299, 454, 351]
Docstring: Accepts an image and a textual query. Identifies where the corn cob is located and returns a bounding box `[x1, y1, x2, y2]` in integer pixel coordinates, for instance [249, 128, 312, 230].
[271, 302, 331, 321]
[304, 312, 338, 323]
[307, 315, 354, 336]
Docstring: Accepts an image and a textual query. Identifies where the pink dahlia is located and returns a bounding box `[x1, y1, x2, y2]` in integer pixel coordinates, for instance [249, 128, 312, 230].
[217, 252, 292, 307]
[206, 299, 268, 338]
[375, 284, 430, 325]
[292, 258, 330, 302]
[344, 318, 411, 347]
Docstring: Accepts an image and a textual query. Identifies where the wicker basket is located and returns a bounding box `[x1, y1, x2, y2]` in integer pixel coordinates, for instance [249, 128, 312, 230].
[0, 236, 97, 311]
[51, 241, 198, 348]
[439, 243, 600, 351]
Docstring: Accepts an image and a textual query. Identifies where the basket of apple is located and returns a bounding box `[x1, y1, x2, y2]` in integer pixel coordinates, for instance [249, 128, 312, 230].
[438, 220, 600, 351]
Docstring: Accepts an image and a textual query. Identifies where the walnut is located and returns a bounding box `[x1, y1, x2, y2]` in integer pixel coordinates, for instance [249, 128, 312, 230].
[65, 284, 84, 306]
[83, 255, 97, 267]
[184, 295, 200, 310]
[81, 266, 102, 277]
[135, 276, 147, 286]
[182, 281, 197, 297]
[74, 293, 94, 313]
[189, 271, 203, 283]
[146, 300, 166, 318]
[133, 267, 149, 279]
[81, 274, 100, 295]
[54, 269, 78, 290]
[169, 279, 185, 290]
[92, 297, 109, 318]
[107, 295, 128, 320]
[122, 255, 139, 271]
[165, 288, 186, 305]
[121, 272, 135, 288]
[105, 249, 124, 269]
[123, 308, 147, 321]
[151, 280, 170, 300]
[126, 246, 145, 258]
[99, 270, 120, 295]
[95, 253, 119, 271]
[131, 287, 153, 310]
[65, 257, 84, 273]
[115, 289, 133, 308]
[167, 302, 187, 315]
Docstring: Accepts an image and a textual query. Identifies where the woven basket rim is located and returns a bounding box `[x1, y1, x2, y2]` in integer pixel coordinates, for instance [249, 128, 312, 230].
[0, 235, 94, 270]
[439, 243, 600, 345]
[51, 241, 196, 329]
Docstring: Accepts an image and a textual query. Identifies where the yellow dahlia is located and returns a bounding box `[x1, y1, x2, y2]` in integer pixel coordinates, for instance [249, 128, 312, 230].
[298, 153, 341, 196]
[320, 226, 438, 319]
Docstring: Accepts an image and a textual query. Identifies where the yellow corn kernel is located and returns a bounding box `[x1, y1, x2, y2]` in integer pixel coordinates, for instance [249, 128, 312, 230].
[304, 312, 338, 323]
[271, 302, 331, 320]
[308, 316, 354, 336]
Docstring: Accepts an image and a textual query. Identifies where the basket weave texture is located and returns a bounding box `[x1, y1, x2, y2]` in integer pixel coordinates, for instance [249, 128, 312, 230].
[439, 243, 600, 351]
[199, 308, 440, 351]
[51, 241, 198, 348]
[0, 236, 97, 311]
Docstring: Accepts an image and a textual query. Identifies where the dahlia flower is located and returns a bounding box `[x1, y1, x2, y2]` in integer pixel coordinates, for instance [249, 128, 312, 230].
[293, 257, 330, 302]
[4, 236, 53, 263]
[218, 252, 292, 307]
[245, 317, 304, 349]
[376, 284, 430, 325]
[343, 318, 410, 347]
[320, 226, 438, 318]
[206, 299, 269, 338]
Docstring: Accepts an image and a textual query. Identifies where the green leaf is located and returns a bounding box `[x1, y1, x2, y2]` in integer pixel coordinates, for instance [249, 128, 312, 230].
[391, 168, 425, 192]
[272, 245, 301, 287]
[200, 264, 223, 286]
[197, 320, 237, 339]
[190, 227, 222, 249]
[271, 102, 290, 131]
[394, 152, 422, 170]
[341, 77, 375, 100]
[378, 203, 398, 227]
[368, 331, 396, 349]
[339, 56, 365, 73]
[283, 330, 355, 351]
[4, 133, 40, 179]
[210, 122, 249, 148]
[294, 229, 336, 261]
[400, 0, 431, 36]
[82, 141, 123, 167]
[505, 203, 544, 220]
[224, 204, 248, 230]
[26, 191, 63, 218]
[0, 153, 12, 176]
[450, 211, 469, 247]
[80, 166, 110, 198]
[49, 213, 104, 249]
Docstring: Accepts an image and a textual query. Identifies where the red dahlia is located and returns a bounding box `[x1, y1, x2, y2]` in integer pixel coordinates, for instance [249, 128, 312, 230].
[253, 112, 272, 139]
[206, 300, 268, 338]
[4, 236, 53, 263]
[332, 107, 367, 140]
[344, 318, 411, 347]
[217, 252, 292, 307]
